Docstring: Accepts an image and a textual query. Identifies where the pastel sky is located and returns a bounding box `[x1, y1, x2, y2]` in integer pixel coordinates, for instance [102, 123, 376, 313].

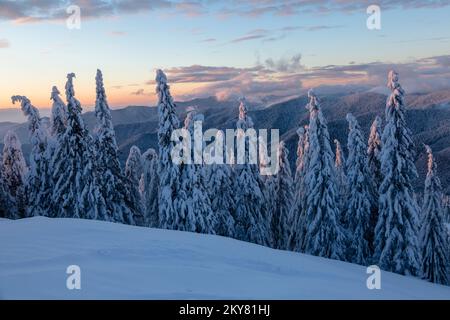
[1, 0, 450, 110]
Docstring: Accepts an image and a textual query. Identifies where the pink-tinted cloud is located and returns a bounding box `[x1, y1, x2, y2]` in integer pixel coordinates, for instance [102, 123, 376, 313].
[155, 54, 450, 102]
[2, 0, 449, 23]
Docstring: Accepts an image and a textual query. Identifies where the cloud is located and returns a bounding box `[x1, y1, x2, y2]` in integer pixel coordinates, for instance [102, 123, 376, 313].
[228, 29, 268, 43]
[264, 54, 303, 72]
[0, 39, 10, 48]
[131, 88, 147, 96]
[200, 38, 216, 43]
[0, 0, 172, 23]
[217, 0, 450, 18]
[155, 54, 450, 102]
[3, 0, 447, 24]
[229, 24, 344, 45]
[305, 25, 344, 32]
[230, 34, 267, 43]
[163, 65, 261, 83]
[174, 1, 205, 17]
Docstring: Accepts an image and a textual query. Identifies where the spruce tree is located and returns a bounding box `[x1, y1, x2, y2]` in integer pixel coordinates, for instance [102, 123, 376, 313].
[334, 139, 348, 222]
[345, 113, 372, 265]
[140, 148, 160, 228]
[272, 141, 294, 249]
[259, 136, 276, 247]
[294, 127, 309, 191]
[125, 146, 144, 226]
[0, 166, 13, 219]
[94, 69, 138, 224]
[50, 86, 68, 137]
[374, 71, 422, 276]
[420, 145, 449, 285]
[367, 116, 383, 196]
[50, 73, 107, 220]
[234, 99, 270, 246]
[180, 112, 216, 234]
[2, 131, 28, 219]
[206, 131, 235, 237]
[367, 116, 383, 255]
[12, 95, 50, 217]
[289, 126, 310, 251]
[156, 69, 184, 230]
[301, 90, 346, 260]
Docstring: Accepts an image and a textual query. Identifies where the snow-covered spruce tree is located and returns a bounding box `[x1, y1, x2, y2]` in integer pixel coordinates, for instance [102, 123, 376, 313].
[420, 145, 449, 285]
[293, 126, 309, 191]
[124, 146, 144, 226]
[156, 69, 184, 230]
[367, 116, 383, 197]
[334, 139, 348, 222]
[300, 90, 346, 260]
[367, 116, 383, 255]
[140, 148, 160, 228]
[2, 131, 28, 219]
[179, 112, 216, 234]
[374, 71, 422, 276]
[50, 86, 67, 137]
[94, 69, 138, 224]
[259, 136, 276, 247]
[233, 99, 270, 246]
[50, 73, 107, 220]
[344, 113, 373, 265]
[206, 131, 235, 237]
[12, 95, 50, 217]
[288, 125, 310, 251]
[271, 141, 294, 249]
[0, 167, 13, 218]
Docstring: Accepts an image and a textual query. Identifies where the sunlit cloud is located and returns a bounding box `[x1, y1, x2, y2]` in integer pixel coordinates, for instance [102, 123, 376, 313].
[154, 54, 450, 102]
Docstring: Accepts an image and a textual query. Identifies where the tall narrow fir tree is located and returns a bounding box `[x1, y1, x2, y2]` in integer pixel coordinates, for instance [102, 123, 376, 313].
[374, 71, 422, 276]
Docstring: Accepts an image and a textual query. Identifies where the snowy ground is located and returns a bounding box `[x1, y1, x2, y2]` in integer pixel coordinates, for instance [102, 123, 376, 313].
[1, 217, 449, 300]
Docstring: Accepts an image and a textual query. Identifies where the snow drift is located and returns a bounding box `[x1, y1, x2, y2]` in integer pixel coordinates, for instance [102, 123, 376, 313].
[0, 217, 449, 299]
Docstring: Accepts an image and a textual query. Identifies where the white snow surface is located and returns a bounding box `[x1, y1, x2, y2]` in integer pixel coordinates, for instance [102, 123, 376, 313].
[0, 217, 449, 300]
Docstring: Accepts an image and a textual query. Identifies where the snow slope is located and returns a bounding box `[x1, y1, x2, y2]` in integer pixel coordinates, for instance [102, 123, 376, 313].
[0, 217, 449, 300]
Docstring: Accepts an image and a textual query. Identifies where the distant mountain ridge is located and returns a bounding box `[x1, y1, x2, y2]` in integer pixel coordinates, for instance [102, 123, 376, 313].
[1, 90, 450, 194]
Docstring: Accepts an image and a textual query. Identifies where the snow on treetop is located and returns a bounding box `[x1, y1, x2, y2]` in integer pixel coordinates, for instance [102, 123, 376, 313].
[66, 73, 77, 98]
[156, 69, 167, 84]
[12, 95, 42, 127]
[346, 113, 357, 127]
[3, 130, 21, 148]
[184, 111, 195, 129]
[96, 69, 106, 96]
[51, 86, 61, 99]
[373, 115, 382, 125]
[306, 89, 319, 111]
[387, 70, 399, 89]
[425, 144, 435, 173]
[11, 95, 30, 106]
[425, 144, 432, 155]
